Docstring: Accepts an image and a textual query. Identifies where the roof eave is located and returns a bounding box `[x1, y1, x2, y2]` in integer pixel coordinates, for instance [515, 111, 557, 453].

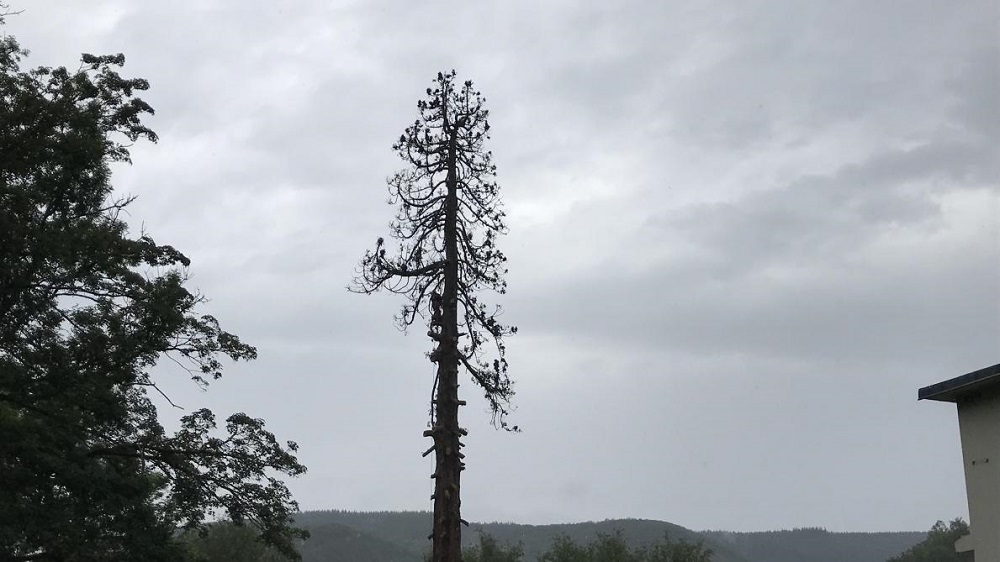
[918, 363, 1000, 403]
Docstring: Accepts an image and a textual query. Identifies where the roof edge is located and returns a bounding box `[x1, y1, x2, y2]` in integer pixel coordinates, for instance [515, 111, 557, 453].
[919, 363, 1000, 402]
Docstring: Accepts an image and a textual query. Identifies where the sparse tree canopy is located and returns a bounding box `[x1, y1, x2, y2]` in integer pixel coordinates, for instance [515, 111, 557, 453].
[0, 36, 305, 560]
[352, 70, 515, 562]
[353, 70, 516, 424]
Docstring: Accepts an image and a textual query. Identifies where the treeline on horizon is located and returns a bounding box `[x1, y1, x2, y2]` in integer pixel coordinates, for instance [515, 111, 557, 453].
[300, 509, 927, 534]
[283, 510, 928, 562]
[705, 528, 926, 534]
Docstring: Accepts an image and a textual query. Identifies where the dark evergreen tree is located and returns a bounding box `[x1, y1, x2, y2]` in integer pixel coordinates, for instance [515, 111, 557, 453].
[887, 519, 972, 562]
[352, 70, 515, 562]
[537, 535, 592, 562]
[639, 534, 714, 562]
[0, 35, 306, 560]
[182, 521, 287, 562]
[538, 531, 714, 562]
[463, 532, 525, 562]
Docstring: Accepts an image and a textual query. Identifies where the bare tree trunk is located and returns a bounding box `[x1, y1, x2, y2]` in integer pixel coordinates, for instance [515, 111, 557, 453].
[428, 351, 463, 562]
[427, 95, 464, 562]
[355, 71, 512, 562]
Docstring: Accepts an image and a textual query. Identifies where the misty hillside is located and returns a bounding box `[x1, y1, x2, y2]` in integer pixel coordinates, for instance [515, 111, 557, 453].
[295, 511, 747, 561]
[293, 511, 926, 562]
[295, 520, 420, 562]
[702, 528, 926, 562]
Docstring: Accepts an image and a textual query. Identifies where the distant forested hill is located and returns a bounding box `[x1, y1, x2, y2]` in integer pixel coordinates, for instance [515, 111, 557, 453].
[701, 528, 926, 562]
[463, 518, 748, 562]
[295, 511, 429, 560]
[294, 519, 422, 561]
[293, 511, 745, 562]
[292, 510, 924, 562]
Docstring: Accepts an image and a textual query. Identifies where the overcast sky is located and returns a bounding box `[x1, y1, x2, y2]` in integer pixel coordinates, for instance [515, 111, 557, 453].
[13, 1, 998, 533]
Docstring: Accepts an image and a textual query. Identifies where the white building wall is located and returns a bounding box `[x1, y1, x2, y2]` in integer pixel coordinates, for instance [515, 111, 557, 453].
[956, 387, 1000, 562]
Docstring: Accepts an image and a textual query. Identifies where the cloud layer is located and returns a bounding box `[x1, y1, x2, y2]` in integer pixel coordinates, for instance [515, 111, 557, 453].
[13, 0, 998, 532]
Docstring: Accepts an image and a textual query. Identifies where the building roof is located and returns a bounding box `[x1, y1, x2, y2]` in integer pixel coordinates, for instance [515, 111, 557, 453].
[919, 363, 1000, 402]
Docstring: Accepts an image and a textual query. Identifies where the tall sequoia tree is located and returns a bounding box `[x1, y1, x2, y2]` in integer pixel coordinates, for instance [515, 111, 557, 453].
[352, 70, 515, 562]
[0, 36, 306, 560]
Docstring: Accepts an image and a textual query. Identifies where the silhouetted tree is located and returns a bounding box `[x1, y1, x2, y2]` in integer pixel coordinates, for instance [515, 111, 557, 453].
[0, 35, 305, 560]
[182, 521, 287, 562]
[538, 532, 713, 562]
[538, 535, 592, 562]
[639, 534, 714, 562]
[463, 532, 525, 562]
[887, 519, 972, 562]
[352, 70, 515, 562]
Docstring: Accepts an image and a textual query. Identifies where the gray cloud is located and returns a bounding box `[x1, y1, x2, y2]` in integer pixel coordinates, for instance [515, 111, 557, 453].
[11, 0, 997, 533]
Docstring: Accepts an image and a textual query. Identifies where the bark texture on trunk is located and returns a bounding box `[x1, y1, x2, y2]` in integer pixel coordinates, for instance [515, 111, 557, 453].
[427, 95, 464, 562]
[428, 354, 463, 562]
